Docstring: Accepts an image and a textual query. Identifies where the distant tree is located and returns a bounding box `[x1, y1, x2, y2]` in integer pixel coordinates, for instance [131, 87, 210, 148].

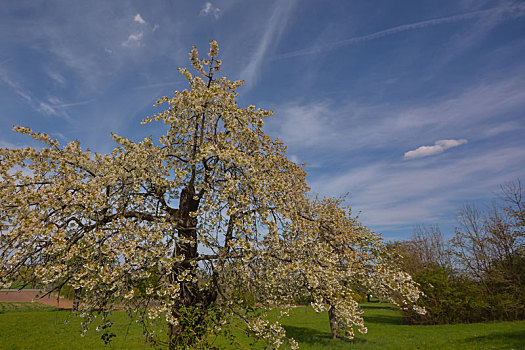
[396, 225, 451, 276]
[399, 180, 525, 324]
[452, 180, 525, 320]
[390, 225, 469, 324]
[0, 41, 422, 349]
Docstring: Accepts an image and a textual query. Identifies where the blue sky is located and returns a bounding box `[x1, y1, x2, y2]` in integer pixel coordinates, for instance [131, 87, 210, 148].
[1, 0, 524, 240]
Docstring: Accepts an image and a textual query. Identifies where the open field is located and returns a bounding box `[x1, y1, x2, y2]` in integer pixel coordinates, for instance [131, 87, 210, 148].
[0, 302, 524, 349]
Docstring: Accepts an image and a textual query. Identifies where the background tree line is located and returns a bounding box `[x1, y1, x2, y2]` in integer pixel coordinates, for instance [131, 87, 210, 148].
[394, 180, 525, 324]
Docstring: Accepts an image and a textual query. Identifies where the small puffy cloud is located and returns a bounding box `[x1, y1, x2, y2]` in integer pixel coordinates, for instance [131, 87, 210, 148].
[404, 139, 467, 160]
[122, 14, 157, 48]
[134, 13, 147, 25]
[122, 32, 144, 47]
[200, 2, 221, 19]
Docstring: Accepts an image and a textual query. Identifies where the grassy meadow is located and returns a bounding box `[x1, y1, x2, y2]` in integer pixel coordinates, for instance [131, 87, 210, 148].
[0, 302, 523, 349]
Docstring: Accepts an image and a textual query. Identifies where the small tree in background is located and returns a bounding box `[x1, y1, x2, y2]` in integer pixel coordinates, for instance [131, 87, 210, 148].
[453, 180, 525, 321]
[0, 41, 422, 349]
[394, 225, 479, 324]
[399, 180, 525, 325]
[257, 197, 424, 339]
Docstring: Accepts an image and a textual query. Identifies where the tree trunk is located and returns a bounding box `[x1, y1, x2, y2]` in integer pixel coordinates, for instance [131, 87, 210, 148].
[72, 287, 82, 311]
[167, 185, 217, 349]
[328, 305, 341, 339]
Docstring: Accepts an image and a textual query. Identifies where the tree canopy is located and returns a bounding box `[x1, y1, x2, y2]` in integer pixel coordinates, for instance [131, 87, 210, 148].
[0, 41, 422, 349]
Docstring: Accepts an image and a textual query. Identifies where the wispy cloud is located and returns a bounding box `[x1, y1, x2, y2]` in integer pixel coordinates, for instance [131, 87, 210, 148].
[404, 139, 467, 160]
[0, 68, 71, 119]
[48, 98, 93, 108]
[134, 81, 180, 90]
[273, 101, 339, 148]
[271, 69, 525, 155]
[0, 69, 32, 102]
[275, 2, 525, 59]
[484, 121, 525, 137]
[240, 0, 297, 87]
[200, 2, 221, 19]
[0, 69, 88, 121]
[38, 102, 58, 116]
[134, 13, 147, 25]
[46, 70, 66, 85]
[123, 13, 159, 48]
[35, 96, 81, 121]
[310, 145, 525, 233]
[122, 32, 144, 47]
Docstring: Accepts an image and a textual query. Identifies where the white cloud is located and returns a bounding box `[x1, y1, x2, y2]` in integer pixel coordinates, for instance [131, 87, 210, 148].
[404, 139, 467, 160]
[47, 96, 93, 108]
[275, 101, 338, 147]
[379, 76, 525, 151]
[134, 13, 147, 25]
[269, 69, 525, 157]
[484, 122, 524, 137]
[240, 0, 297, 87]
[200, 2, 221, 19]
[1, 69, 67, 120]
[435, 139, 468, 149]
[46, 70, 65, 85]
[276, 2, 525, 59]
[38, 102, 58, 115]
[122, 14, 157, 48]
[122, 32, 144, 47]
[52, 131, 67, 140]
[310, 145, 525, 231]
[0, 69, 32, 102]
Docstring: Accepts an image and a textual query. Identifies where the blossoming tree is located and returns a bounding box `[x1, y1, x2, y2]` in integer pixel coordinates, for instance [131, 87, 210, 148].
[0, 41, 421, 349]
[256, 197, 424, 339]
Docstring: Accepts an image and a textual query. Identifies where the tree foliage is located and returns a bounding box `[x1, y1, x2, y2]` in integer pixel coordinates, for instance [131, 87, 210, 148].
[0, 41, 422, 349]
[399, 181, 525, 324]
[452, 181, 525, 321]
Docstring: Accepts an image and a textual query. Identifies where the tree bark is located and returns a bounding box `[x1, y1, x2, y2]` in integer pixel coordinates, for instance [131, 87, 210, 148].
[72, 287, 82, 311]
[167, 186, 217, 349]
[328, 305, 341, 339]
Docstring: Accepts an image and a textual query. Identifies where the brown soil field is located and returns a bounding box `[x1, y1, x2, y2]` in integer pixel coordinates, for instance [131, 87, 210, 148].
[0, 289, 73, 309]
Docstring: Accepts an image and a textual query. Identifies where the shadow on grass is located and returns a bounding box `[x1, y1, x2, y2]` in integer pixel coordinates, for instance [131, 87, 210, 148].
[359, 304, 397, 311]
[360, 304, 403, 325]
[282, 325, 368, 348]
[462, 330, 525, 348]
[363, 314, 402, 325]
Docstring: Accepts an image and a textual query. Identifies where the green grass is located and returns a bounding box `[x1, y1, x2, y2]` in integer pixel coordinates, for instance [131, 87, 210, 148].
[6, 282, 39, 290]
[0, 302, 61, 313]
[0, 305, 154, 349]
[273, 304, 525, 350]
[0, 302, 523, 349]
